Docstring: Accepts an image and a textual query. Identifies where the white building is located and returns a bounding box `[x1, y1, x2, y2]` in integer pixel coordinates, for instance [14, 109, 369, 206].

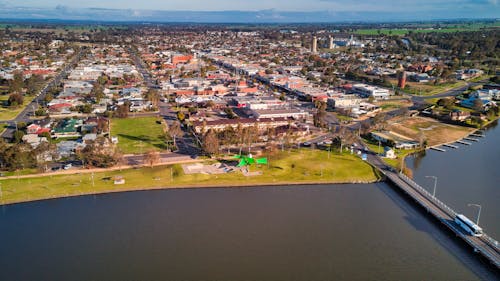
[352, 84, 390, 100]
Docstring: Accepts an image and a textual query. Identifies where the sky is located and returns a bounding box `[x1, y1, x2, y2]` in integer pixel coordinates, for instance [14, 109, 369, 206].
[0, 0, 498, 21]
[2, 0, 498, 12]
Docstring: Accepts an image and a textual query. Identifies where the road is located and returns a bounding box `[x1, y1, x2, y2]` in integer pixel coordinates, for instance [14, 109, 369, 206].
[128, 47, 199, 157]
[1, 48, 86, 140]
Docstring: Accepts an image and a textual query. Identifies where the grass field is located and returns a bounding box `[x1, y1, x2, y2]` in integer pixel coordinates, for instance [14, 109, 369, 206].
[110, 117, 167, 154]
[0, 95, 35, 121]
[0, 149, 380, 205]
[388, 78, 467, 96]
[375, 99, 412, 111]
[364, 141, 416, 168]
[355, 22, 500, 36]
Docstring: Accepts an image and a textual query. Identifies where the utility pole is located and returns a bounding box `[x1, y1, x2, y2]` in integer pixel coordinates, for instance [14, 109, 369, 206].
[468, 204, 482, 225]
[425, 176, 438, 197]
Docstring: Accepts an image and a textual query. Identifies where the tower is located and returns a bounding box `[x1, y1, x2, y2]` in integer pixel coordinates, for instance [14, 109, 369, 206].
[398, 71, 407, 89]
[311, 36, 317, 53]
[328, 36, 334, 49]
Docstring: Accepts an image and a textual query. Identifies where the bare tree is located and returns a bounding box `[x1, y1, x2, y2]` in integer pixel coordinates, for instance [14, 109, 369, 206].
[145, 150, 160, 167]
[202, 129, 219, 156]
[168, 121, 183, 149]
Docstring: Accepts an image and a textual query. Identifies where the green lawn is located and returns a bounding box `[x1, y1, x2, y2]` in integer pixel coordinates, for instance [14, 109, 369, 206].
[355, 22, 500, 36]
[0, 95, 36, 121]
[0, 123, 6, 134]
[110, 117, 167, 154]
[0, 149, 380, 205]
[363, 139, 417, 169]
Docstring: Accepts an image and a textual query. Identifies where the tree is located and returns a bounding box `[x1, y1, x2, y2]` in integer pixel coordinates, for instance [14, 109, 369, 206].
[202, 129, 219, 156]
[144, 89, 160, 108]
[168, 121, 183, 148]
[25, 74, 44, 96]
[8, 71, 24, 93]
[78, 138, 118, 168]
[8, 93, 24, 107]
[177, 111, 185, 122]
[144, 150, 160, 167]
[473, 99, 484, 112]
[13, 130, 25, 143]
[97, 74, 109, 85]
[313, 101, 327, 128]
[0, 142, 36, 171]
[437, 98, 455, 110]
[115, 104, 129, 118]
[90, 82, 105, 103]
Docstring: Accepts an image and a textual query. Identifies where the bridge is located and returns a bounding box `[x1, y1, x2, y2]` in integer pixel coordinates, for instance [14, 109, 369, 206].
[364, 151, 500, 270]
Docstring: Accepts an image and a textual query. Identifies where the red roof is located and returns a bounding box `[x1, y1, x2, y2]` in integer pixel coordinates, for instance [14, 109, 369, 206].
[49, 103, 73, 109]
[36, 128, 51, 135]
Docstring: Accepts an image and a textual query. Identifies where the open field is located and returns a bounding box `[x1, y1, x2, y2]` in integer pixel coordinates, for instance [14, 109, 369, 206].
[387, 116, 474, 146]
[355, 22, 500, 35]
[0, 94, 36, 121]
[388, 78, 467, 96]
[0, 149, 380, 205]
[375, 99, 412, 111]
[110, 117, 167, 154]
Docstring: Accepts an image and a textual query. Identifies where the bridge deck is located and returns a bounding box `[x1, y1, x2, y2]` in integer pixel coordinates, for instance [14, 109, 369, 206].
[366, 153, 500, 269]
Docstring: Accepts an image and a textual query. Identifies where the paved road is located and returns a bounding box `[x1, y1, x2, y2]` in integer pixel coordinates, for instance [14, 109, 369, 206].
[124, 151, 197, 166]
[1, 48, 86, 139]
[128, 47, 199, 157]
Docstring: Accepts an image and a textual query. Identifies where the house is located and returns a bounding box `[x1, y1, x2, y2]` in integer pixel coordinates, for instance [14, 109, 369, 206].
[371, 131, 419, 149]
[460, 98, 496, 111]
[82, 133, 98, 143]
[26, 124, 50, 135]
[22, 134, 48, 148]
[56, 141, 85, 158]
[409, 73, 432, 83]
[449, 110, 471, 121]
[384, 147, 396, 159]
[48, 103, 73, 114]
[52, 119, 82, 137]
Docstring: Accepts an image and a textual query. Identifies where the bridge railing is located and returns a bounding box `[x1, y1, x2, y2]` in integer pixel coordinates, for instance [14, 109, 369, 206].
[483, 234, 500, 251]
[398, 172, 500, 252]
[398, 172, 456, 218]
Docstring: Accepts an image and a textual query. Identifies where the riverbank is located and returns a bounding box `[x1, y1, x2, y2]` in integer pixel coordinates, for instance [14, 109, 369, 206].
[0, 149, 381, 206]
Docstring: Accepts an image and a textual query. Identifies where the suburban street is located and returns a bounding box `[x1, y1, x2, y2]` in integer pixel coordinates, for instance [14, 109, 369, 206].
[1, 48, 86, 139]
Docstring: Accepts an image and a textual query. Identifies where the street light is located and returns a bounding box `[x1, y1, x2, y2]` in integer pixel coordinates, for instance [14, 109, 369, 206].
[425, 175, 437, 197]
[468, 203, 482, 225]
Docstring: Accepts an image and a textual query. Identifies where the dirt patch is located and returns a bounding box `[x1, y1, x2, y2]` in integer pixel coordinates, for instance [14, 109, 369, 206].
[388, 116, 474, 146]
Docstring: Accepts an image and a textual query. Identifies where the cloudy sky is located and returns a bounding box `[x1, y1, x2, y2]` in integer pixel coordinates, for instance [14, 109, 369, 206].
[0, 0, 498, 21]
[0, 0, 497, 12]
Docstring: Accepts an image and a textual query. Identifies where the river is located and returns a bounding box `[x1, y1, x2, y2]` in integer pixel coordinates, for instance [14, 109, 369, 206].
[406, 120, 500, 239]
[0, 182, 497, 280]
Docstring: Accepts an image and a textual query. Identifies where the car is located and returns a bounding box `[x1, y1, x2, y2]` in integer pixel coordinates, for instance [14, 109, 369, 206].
[303, 142, 311, 147]
[63, 164, 72, 170]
